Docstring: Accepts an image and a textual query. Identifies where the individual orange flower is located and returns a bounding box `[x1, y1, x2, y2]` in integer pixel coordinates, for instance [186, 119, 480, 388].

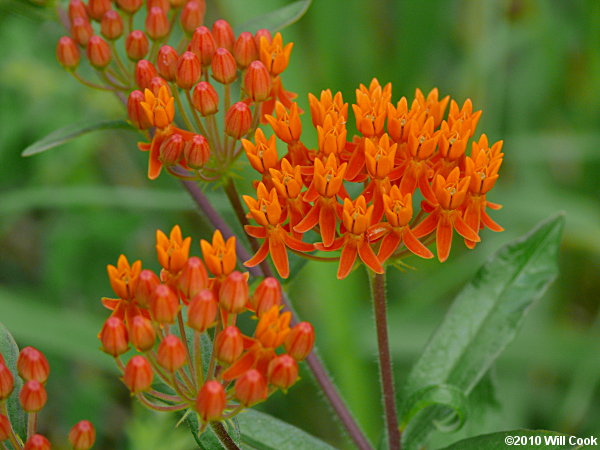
[137, 125, 195, 180]
[269, 158, 308, 235]
[200, 230, 237, 277]
[156, 225, 191, 274]
[412, 167, 480, 262]
[242, 128, 279, 175]
[447, 98, 482, 139]
[308, 89, 348, 128]
[413, 87, 450, 127]
[140, 85, 174, 129]
[103, 255, 148, 324]
[387, 96, 416, 143]
[352, 78, 391, 137]
[316, 113, 347, 157]
[259, 32, 293, 76]
[265, 101, 302, 144]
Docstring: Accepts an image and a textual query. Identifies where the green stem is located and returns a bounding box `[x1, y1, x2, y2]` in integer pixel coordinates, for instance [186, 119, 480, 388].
[27, 412, 37, 439]
[193, 331, 204, 386]
[210, 421, 240, 450]
[172, 86, 197, 132]
[178, 311, 197, 389]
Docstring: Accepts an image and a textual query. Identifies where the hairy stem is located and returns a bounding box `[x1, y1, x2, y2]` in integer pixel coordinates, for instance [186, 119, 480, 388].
[211, 421, 240, 450]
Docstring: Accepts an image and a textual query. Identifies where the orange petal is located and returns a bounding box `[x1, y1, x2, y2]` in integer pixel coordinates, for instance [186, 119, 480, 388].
[282, 232, 315, 252]
[358, 239, 383, 273]
[245, 225, 268, 239]
[482, 210, 504, 232]
[222, 350, 257, 381]
[454, 213, 480, 242]
[269, 237, 290, 278]
[403, 228, 434, 259]
[436, 218, 453, 262]
[412, 210, 439, 238]
[245, 239, 269, 267]
[294, 203, 320, 233]
[319, 203, 337, 247]
[337, 240, 358, 279]
[377, 232, 401, 262]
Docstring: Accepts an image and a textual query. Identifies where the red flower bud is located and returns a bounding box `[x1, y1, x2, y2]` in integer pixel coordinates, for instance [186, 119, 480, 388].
[70, 17, 93, 47]
[100, 316, 129, 356]
[126, 30, 149, 61]
[157, 335, 187, 372]
[233, 31, 257, 69]
[135, 269, 160, 307]
[69, 420, 96, 450]
[116, 0, 142, 14]
[180, 0, 205, 34]
[146, 6, 170, 40]
[268, 354, 298, 390]
[56, 36, 80, 70]
[192, 81, 219, 116]
[87, 35, 111, 69]
[159, 133, 185, 166]
[128, 90, 152, 129]
[177, 256, 209, 299]
[0, 414, 10, 442]
[129, 316, 156, 351]
[17, 347, 50, 383]
[24, 434, 51, 450]
[157, 45, 179, 81]
[0, 363, 14, 400]
[149, 76, 170, 95]
[147, 0, 169, 13]
[225, 102, 252, 139]
[19, 380, 47, 412]
[135, 59, 158, 90]
[211, 48, 237, 84]
[284, 322, 314, 361]
[176, 51, 201, 89]
[101, 10, 124, 40]
[189, 26, 215, 66]
[184, 134, 211, 168]
[87, 0, 110, 21]
[151, 284, 179, 323]
[254, 28, 272, 48]
[123, 355, 153, 392]
[211, 19, 234, 52]
[196, 380, 225, 421]
[214, 326, 243, 364]
[187, 289, 218, 332]
[219, 271, 248, 314]
[234, 369, 267, 406]
[252, 277, 282, 316]
[244, 60, 271, 102]
[68, 0, 88, 21]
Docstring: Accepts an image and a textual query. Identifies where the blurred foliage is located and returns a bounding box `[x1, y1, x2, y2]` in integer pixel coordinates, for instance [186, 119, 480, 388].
[0, 0, 599, 448]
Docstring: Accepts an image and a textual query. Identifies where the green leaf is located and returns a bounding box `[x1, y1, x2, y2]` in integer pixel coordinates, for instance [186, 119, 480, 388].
[182, 412, 241, 450]
[439, 429, 578, 450]
[400, 213, 565, 449]
[237, 409, 335, 450]
[21, 120, 136, 157]
[236, 0, 312, 34]
[0, 322, 26, 439]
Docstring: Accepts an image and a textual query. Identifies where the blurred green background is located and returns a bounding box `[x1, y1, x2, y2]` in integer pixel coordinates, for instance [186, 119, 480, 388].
[1, 0, 599, 448]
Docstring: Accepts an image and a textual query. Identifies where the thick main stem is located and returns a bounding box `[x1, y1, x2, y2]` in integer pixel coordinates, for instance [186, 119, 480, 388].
[211, 421, 240, 450]
[370, 271, 401, 450]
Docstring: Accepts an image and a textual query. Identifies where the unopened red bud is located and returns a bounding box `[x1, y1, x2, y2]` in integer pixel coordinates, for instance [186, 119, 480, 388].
[56, 36, 80, 70]
[69, 420, 96, 450]
[126, 30, 149, 61]
[254, 29, 272, 48]
[71, 17, 94, 47]
[196, 380, 225, 421]
[159, 133, 184, 166]
[100, 316, 129, 356]
[211, 19, 234, 52]
[0, 414, 10, 442]
[135, 269, 160, 307]
[135, 59, 158, 90]
[69, 0, 88, 21]
[268, 354, 298, 390]
[177, 256, 209, 299]
[235, 369, 267, 406]
[184, 134, 211, 168]
[225, 102, 252, 139]
[252, 277, 282, 316]
[87, 35, 111, 69]
[284, 322, 314, 361]
[123, 355, 153, 393]
[189, 26, 216, 66]
[101, 10, 124, 40]
[17, 347, 50, 383]
[157, 45, 178, 81]
[19, 380, 47, 412]
[180, 0, 205, 33]
[116, 0, 142, 14]
[88, 0, 110, 21]
[219, 271, 248, 314]
[157, 335, 186, 372]
[214, 326, 243, 364]
[129, 316, 156, 351]
[128, 90, 152, 129]
[147, 0, 169, 13]
[192, 81, 219, 116]
[146, 6, 170, 40]
[233, 32, 257, 69]
[244, 60, 271, 102]
[149, 76, 170, 95]
[176, 51, 201, 89]
[187, 289, 218, 332]
[211, 48, 236, 84]
[0, 363, 14, 400]
[24, 434, 51, 450]
[151, 284, 179, 323]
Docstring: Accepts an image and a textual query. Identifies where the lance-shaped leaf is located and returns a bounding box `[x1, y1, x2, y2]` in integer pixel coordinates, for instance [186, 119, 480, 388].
[0, 322, 26, 439]
[236, 0, 312, 34]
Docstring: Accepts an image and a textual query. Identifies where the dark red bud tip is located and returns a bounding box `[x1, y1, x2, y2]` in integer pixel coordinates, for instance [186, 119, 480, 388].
[225, 102, 252, 139]
[87, 35, 112, 69]
[24, 434, 51, 450]
[17, 346, 50, 383]
[126, 30, 149, 61]
[57, 36, 80, 70]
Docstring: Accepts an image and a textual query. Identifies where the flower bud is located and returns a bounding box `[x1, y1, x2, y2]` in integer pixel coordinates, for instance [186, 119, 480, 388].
[88, 0, 110, 21]
[146, 6, 170, 40]
[68, 0, 88, 21]
[254, 28, 272, 48]
[157, 45, 178, 81]
[17, 347, 50, 383]
[159, 133, 184, 166]
[69, 420, 96, 450]
[176, 256, 208, 299]
[101, 10, 124, 40]
[24, 434, 51, 450]
[268, 354, 298, 390]
[183, 134, 210, 168]
[0, 363, 14, 400]
[70, 17, 93, 47]
[176, 51, 201, 89]
[116, 0, 142, 14]
[126, 30, 149, 61]
[56, 36, 80, 70]
[211, 19, 234, 52]
[180, 0, 205, 34]
[196, 381, 226, 422]
[147, 0, 169, 13]
[252, 277, 282, 316]
[135, 269, 160, 306]
[192, 81, 219, 116]
[284, 322, 314, 361]
[225, 102, 252, 139]
[151, 284, 179, 323]
[87, 35, 111, 69]
[135, 59, 158, 90]
[214, 326, 243, 364]
[244, 60, 271, 102]
[157, 335, 187, 372]
[233, 31, 257, 69]
[19, 380, 47, 412]
[100, 316, 129, 356]
[123, 355, 153, 392]
[0, 414, 10, 442]
[187, 289, 218, 332]
[234, 369, 267, 406]
[211, 48, 236, 84]
[128, 90, 152, 129]
[129, 316, 156, 351]
[219, 271, 248, 314]
[149, 76, 170, 95]
[189, 26, 216, 66]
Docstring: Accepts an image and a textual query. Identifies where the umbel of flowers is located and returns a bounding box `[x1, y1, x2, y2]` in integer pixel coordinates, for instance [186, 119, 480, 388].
[241, 81, 505, 278]
[98, 226, 314, 429]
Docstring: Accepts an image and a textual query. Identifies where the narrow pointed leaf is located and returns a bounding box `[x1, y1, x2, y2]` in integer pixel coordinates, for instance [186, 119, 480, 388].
[236, 0, 312, 34]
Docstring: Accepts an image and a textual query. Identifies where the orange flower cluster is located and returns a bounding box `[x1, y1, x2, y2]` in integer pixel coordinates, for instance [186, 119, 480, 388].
[243, 80, 504, 278]
[99, 225, 314, 427]
[0, 347, 95, 449]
